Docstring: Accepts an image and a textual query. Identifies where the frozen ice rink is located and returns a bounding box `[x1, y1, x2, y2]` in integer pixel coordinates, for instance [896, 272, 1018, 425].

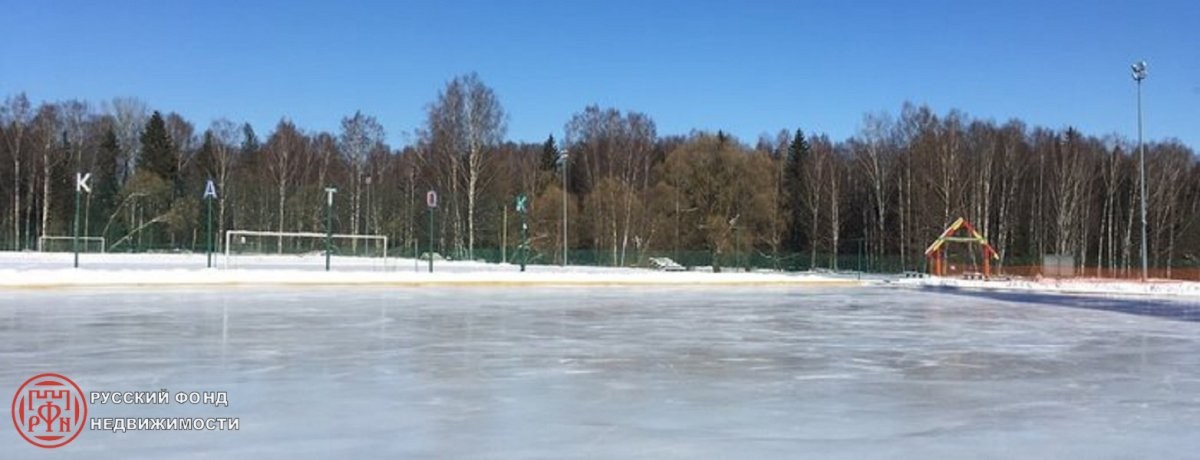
[4, 286, 1200, 458]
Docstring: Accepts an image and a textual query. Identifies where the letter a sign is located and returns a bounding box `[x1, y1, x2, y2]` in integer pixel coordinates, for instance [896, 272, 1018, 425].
[426, 190, 438, 209]
[203, 180, 218, 199]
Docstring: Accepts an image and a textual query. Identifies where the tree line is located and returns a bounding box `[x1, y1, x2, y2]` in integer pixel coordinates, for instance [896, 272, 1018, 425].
[2, 74, 1197, 274]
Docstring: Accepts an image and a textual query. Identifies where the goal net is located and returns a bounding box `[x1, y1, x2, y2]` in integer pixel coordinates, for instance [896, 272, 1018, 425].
[223, 230, 388, 270]
[38, 236, 106, 253]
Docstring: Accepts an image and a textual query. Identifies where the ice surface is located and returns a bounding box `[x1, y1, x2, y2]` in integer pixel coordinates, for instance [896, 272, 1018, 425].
[3, 286, 1200, 458]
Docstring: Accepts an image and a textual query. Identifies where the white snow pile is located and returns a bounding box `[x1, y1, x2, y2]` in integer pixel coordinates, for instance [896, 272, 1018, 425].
[0, 252, 858, 288]
[893, 275, 1200, 298]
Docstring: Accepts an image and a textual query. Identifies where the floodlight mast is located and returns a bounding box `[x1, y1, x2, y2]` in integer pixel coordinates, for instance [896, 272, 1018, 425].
[560, 150, 569, 267]
[1132, 61, 1148, 281]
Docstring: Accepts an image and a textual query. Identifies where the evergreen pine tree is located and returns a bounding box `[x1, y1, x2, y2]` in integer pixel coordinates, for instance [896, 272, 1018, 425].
[785, 128, 810, 253]
[240, 122, 259, 156]
[93, 128, 122, 236]
[137, 111, 176, 183]
[540, 134, 558, 172]
[197, 130, 215, 176]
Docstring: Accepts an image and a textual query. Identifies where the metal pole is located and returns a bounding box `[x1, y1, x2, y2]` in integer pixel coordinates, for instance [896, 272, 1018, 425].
[325, 187, 335, 272]
[206, 196, 213, 268]
[521, 211, 528, 272]
[73, 185, 81, 268]
[428, 206, 434, 273]
[1138, 78, 1148, 281]
[562, 152, 568, 267]
[366, 176, 372, 235]
[1133, 62, 1148, 281]
[514, 194, 527, 272]
[502, 205, 507, 264]
[136, 199, 142, 253]
[326, 196, 332, 271]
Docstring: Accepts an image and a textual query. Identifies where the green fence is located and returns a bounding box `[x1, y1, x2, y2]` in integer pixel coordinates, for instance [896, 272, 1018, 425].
[427, 246, 917, 274]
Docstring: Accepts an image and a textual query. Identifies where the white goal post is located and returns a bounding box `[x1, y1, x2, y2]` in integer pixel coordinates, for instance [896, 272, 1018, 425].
[223, 230, 388, 269]
[38, 236, 106, 253]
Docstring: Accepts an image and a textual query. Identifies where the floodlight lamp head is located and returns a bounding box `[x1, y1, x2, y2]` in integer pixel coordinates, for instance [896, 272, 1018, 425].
[1131, 61, 1148, 81]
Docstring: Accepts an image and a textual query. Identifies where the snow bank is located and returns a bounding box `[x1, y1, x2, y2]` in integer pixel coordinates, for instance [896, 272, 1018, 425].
[893, 275, 1200, 298]
[0, 252, 859, 288]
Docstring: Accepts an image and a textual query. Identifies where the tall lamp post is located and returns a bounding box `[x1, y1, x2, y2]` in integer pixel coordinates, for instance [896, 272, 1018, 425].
[560, 150, 569, 267]
[1132, 60, 1148, 281]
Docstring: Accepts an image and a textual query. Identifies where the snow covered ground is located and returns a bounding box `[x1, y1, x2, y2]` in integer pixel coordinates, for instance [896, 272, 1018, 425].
[893, 275, 1200, 299]
[5, 252, 1200, 301]
[0, 251, 859, 288]
[3, 286, 1199, 458]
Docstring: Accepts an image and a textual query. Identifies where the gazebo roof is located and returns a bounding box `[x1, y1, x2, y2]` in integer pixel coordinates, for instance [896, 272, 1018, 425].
[924, 217, 999, 260]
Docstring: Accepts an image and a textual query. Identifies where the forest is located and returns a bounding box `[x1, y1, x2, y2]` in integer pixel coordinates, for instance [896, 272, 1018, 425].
[2, 73, 1198, 276]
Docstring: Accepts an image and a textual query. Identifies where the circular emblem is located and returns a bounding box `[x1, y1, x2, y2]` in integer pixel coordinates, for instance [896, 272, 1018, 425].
[11, 373, 87, 448]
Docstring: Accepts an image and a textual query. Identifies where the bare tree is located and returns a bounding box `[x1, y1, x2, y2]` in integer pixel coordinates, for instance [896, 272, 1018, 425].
[2, 94, 34, 249]
[854, 113, 894, 265]
[756, 130, 791, 268]
[264, 120, 304, 252]
[817, 136, 843, 270]
[103, 97, 148, 183]
[564, 106, 657, 265]
[895, 103, 936, 269]
[205, 119, 240, 251]
[338, 111, 386, 244]
[424, 73, 506, 260]
[990, 121, 1025, 268]
[31, 104, 62, 240]
[933, 111, 965, 228]
[165, 112, 197, 187]
[801, 135, 827, 268]
[55, 101, 94, 233]
[1147, 141, 1190, 276]
[1045, 128, 1095, 258]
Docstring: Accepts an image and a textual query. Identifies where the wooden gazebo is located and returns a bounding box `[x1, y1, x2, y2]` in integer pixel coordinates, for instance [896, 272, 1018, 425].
[924, 217, 1000, 277]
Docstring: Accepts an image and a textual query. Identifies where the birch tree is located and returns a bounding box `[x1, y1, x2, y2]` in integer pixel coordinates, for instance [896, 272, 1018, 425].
[854, 113, 894, 264]
[338, 111, 386, 243]
[104, 97, 148, 183]
[203, 119, 240, 251]
[564, 106, 657, 265]
[2, 93, 31, 249]
[264, 120, 304, 252]
[424, 73, 506, 260]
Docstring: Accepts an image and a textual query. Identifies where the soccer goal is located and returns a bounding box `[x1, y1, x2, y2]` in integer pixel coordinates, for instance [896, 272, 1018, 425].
[223, 230, 388, 270]
[37, 235, 106, 253]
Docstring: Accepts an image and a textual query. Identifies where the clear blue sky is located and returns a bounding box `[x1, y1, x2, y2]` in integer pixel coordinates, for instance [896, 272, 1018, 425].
[2, 0, 1197, 149]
